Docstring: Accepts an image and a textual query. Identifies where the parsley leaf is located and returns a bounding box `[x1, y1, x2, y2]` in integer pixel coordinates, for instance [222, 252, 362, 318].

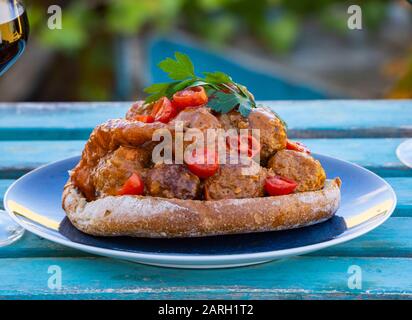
[170, 78, 199, 92]
[144, 82, 177, 103]
[207, 91, 240, 114]
[145, 92, 168, 104]
[207, 91, 254, 117]
[144, 82, 171, 94]
[238, 96, 254, 117]
[203, 71, 232, 84]
[158, 52, 195, 81]
[144, 52, 256, 117]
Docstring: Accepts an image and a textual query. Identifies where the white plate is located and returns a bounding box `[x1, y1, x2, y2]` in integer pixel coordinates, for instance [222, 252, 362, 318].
[4, 154, 396, 269]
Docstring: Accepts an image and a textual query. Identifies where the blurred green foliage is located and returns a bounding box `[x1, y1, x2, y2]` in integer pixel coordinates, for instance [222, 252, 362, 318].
[25, 0, 398, 100]
[28, 0, 391, 54]
[387, 49, 412, 99]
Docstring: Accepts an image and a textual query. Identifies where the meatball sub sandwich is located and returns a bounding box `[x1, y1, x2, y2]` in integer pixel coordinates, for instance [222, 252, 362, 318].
[63, 53, 341, 238]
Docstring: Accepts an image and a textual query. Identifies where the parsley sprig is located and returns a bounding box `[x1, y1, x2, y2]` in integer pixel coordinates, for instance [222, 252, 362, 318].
[144, 52, 256, 117]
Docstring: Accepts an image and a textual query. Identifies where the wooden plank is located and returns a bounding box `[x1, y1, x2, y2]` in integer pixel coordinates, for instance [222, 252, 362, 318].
[304, 139, 403, 168]
[0, 256, 411, 299]
[310, 217, 412, 257]
[2, 127, 411, 141]
[385, 177, 412, 216]
[267, 100, 412, 130]
[0, 141, 84, 177]
[0, 102, 129, 128]
[0, 233, 87, 258]
[306, 139, 411, 177]
[0, 101, 411, 140]
[0, 139, 407, 179]
[0, 128, 92, 141]
[0, 100, 410, 129]
[289, 128, 412, 139]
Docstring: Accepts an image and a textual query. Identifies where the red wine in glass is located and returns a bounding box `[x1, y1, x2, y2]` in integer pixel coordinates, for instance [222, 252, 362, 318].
[0, 0, 29, 76]
[0, 0, 28, 246]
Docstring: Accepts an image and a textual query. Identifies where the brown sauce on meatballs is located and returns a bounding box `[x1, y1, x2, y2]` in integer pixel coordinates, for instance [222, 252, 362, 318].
[71, 102, 324, 201]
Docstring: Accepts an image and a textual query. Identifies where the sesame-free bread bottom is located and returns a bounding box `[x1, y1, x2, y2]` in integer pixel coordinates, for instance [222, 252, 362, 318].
[62, 178, 341, 238]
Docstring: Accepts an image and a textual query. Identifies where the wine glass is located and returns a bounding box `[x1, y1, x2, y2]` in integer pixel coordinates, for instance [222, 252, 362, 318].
[0, 0, 29, 76]
[0, 0, 29, 246]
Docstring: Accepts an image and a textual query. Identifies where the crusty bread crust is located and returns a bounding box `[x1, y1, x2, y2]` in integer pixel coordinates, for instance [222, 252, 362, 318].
[62, 178, 341, 238]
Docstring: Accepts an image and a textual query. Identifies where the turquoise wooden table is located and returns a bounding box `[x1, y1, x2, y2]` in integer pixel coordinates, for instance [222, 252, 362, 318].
[1, 100, 412, 299]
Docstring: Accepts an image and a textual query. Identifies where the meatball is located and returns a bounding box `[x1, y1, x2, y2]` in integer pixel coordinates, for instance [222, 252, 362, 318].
[204, 160, 267, 200]
[217, 110, 247, 130]
[217, 107, 287, 162]
[92, 146, 151, 197]
[267, 150, 326, 192]
[172, 107, 221, 131]
[171, 107, 222, 160]
[146, 164, 201, 200]
[248, 108, 287, 161]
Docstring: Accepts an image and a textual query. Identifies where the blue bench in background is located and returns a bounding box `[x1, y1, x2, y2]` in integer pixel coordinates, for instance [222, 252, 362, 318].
[146, 37, 334, 100]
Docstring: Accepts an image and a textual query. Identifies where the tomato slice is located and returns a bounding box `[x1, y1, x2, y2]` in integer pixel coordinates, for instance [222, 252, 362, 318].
[226, 134, 261, 158]
[135, 115, 154, 123]
[117, 173, 144, 196]
[151, 97, 177, 123]
[172, 86, 208, 110]
[185, 148, 219, 179]
[264, 176, 298, 196]
[286, 140, 311, 154]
